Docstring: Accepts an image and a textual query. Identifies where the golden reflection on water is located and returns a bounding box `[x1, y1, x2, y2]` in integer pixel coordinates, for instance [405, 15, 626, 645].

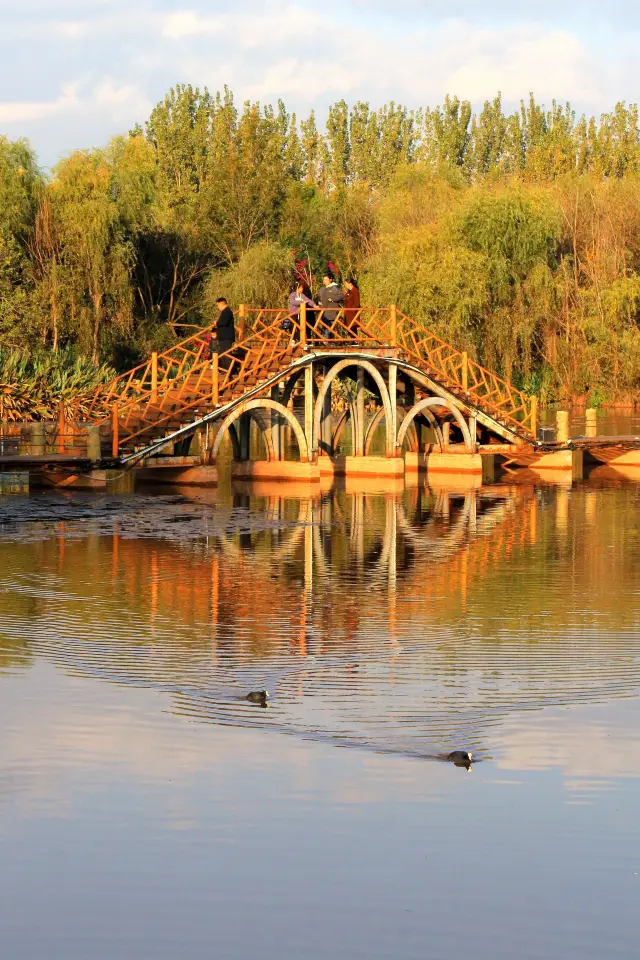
[2, 480, 640, 960]
[1, 481, 640, 775]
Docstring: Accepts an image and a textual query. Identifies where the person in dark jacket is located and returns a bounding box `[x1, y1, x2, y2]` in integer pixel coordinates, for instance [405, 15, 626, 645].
[317, 272, 344, 339]
[343, 277, 361, 339]
[215, 298, 236, 346]
[213, 297, 236, 367]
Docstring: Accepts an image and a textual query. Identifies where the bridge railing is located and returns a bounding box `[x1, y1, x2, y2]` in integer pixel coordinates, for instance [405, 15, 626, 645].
[255, 305, 536, 438]
[358, 309, 537, 438]
[84, 307, 303, 419]
[97, 310, 301, 451]
[83, 318, 222, 418]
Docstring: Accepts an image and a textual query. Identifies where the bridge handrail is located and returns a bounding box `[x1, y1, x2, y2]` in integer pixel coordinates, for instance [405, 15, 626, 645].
[81, 310, 286, 418]
[364, 309, 536, 438]
[95, 311, 302, 445]
[83, 318, 220, 416]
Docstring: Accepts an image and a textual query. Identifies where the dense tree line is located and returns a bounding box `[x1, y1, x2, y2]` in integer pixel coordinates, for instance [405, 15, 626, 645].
[4, 85, 640, 405]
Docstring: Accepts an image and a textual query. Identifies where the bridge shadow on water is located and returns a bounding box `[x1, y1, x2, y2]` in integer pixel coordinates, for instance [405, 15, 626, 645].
[1, 480, 640, 764]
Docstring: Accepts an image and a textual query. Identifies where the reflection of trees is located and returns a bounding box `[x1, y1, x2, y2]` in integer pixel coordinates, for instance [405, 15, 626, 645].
[0, 485, 533, 679]
[0, 541, 44, 670]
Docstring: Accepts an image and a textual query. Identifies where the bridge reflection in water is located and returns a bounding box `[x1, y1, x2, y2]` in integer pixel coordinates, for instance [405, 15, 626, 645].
[1, 480, 639, 764]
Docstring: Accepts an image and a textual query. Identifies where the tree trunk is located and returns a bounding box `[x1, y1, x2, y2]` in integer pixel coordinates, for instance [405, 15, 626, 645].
[92, 291, 103, 365]
[51, 290, 59, 353]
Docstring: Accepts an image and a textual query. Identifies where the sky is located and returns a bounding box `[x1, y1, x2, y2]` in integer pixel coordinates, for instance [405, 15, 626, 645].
[1, 0, 639, 166]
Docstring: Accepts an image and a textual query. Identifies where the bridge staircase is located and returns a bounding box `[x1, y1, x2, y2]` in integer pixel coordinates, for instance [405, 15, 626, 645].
[82, 307, 538, 462]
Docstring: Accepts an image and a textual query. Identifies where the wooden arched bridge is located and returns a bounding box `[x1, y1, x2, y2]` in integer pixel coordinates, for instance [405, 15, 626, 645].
[3, 304, 639, 488]
[75, 304, 538, 484]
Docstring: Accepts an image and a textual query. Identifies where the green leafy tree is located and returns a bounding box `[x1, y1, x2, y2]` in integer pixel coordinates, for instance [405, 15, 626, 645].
[52, 149, 133, 362]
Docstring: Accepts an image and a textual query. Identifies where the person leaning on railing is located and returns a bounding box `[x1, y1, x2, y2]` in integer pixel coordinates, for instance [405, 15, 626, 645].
[285, 281, 316, 344]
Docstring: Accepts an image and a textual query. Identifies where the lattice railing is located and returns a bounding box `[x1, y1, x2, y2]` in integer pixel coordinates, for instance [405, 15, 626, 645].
[357, 309, 537, 438]
[82, 321, 217, 418]
[94, 310, 300, 450]
[84, 308, 295, 418]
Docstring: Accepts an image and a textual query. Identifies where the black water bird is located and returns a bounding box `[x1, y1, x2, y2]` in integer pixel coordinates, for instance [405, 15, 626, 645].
[245, 690, 270, 707]
[447, 750, 473, 768]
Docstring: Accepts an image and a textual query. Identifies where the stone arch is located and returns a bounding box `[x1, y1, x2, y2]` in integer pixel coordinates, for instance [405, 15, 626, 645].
[397, 396, 474, 452]
[212, 398, 309, 462]
[364, 406, 422, 456]
[389, 404, 444, 454]
[313, 359, 394, 456]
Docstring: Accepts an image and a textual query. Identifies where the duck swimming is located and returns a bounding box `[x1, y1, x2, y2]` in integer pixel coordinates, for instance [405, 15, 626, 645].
[447, 750, 473, 768]
[245, 690, 270, 706]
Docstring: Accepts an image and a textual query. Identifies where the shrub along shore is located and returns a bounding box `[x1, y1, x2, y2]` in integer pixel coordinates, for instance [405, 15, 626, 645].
[3, 86, 640, 414]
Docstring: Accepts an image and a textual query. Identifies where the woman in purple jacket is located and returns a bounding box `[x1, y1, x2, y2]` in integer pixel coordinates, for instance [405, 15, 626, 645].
[284, 281, 315, 342]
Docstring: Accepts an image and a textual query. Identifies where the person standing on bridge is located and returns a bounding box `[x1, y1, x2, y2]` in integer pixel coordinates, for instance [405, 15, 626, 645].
[317, 271, 344, 339]
[213, 297, 236, 368]
[285, 281, 315, 344]
[343, 277, 361, 340]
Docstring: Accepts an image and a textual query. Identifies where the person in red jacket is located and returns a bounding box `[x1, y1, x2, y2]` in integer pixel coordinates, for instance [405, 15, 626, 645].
[344, 277, 361, 340]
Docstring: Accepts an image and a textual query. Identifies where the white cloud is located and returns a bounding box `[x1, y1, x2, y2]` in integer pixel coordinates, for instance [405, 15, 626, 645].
[161, 9, 224, 39]
[445, 24, 603, 105]
[236, 4, 321, 48]
[0, 80, 151, 136]
[0, 1, 636, 165]
[0, 85, 79, 124]
[93, 80, 153, 121]
[53, 19, 89, 39]
[180, 13, 608, 110]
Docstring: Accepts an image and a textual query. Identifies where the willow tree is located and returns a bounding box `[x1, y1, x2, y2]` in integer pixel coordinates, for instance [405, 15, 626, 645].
[52, 149, 133, 363]
[0, 137, 42, 347]
[29, 193, 65, 351]
[202, 97, 292, 262]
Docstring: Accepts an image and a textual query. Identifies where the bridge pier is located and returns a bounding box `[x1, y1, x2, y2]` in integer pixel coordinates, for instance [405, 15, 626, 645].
[238, 413, 251, 461]
[321, 366, 333, 455]
[404, 450, 496, 483]
[388, 364, 398, 457]
[232, 461, 320, 483]
[355, 368, 365, 457]
[270, 385, 282, 461]
[304, 364, 314, 460]
[531, 448, 583, 482]
[319, 455, 405, 480]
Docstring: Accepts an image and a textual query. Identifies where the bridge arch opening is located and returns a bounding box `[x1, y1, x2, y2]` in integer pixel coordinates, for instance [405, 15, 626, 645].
[211, 398, 309, 463]
[363, 406, 421, 456]
[397, 396, 474, 453]
[313, 359, 394, 457]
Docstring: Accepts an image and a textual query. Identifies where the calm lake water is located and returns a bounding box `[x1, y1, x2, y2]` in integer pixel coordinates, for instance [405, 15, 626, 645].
[1, 475, 639, 960]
